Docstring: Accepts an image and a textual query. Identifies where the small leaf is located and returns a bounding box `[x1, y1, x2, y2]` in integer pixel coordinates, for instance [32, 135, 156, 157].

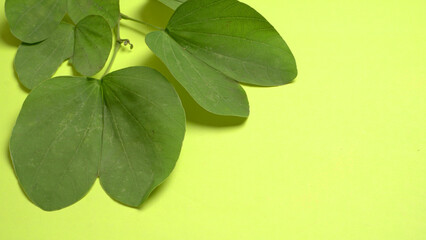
[72, 15, 112, 76]
[100, 67, 186, 207]
[14, 23, 75, 89]
[5, 0, 67, 43]
[146, 31, 249, 117]
[67, 0, 120, 28]
[10, 67, 186, 210]
[157, 0, 187, 10]
[10, 77, 103, 211]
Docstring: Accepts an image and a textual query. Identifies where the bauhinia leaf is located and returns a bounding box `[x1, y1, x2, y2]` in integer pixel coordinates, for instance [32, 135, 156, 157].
[72, 15, 112, 76]
[10, 67, 185, 210]
[100, 67, 186, 207]
[157, 0, 187, 10]
[10, 77, 103, 211]
[166, 0, 297, 86]
[146, 31, 249, 117]
[14, 23, 75, 89]
[5, 0, 67, 43]
[67, 0, 120, 28]
[146, 0, 297, 116]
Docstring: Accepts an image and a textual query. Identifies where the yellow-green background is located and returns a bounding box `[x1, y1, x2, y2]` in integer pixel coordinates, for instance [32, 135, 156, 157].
[0, 0, 425, 239]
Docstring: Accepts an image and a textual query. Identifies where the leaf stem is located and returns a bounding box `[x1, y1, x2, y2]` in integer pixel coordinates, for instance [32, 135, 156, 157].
[103, 13, 160, 77]
[102, 26, 122, 78]
[120, 13, 164, 30]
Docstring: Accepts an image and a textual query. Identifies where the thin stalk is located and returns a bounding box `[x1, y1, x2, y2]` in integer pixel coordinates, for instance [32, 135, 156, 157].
[102, 26, 122, 78]
[120, 13, 164, 30]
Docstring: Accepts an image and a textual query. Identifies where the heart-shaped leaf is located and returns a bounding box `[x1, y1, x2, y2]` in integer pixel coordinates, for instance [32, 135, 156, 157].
[146, 0, 297, 116]
[72, 15, 112, 76]
[67, 0, 120, 28]
[14, 23, 75, 89]
[10, 67, 186, 210]
[5, 0, 67, 43]
[158, 0, 187, 10]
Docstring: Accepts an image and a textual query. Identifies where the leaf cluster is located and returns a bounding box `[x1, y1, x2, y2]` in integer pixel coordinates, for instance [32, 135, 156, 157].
[6, 0, 297, 210]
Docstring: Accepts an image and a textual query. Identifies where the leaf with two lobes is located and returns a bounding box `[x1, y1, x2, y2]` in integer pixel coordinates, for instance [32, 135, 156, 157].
[5, 0, 67, 43]
[146, 0, 298, 117]
[158, 0, 187, 10]
[14, 23, 75, 89]
[67, 0, 120, 28]
[5, 0, 120, 43]
[10, 67, 186, 211]
[72, 15, 112, 76]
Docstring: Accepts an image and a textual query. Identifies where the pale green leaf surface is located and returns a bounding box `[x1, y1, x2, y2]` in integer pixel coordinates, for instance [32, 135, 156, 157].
[5, 0, 67, 43]
[158, 0, 187, 10]
[10, 67, 186, 210]
[10, 77, 103, 211]
[100, 67, 186, 207]
[72, 15, 112, 76]
[146, 31, 249, 117]
[67, 0, 120, 28]
[14, 23, 75, 90]
[167, 0, 297, 86]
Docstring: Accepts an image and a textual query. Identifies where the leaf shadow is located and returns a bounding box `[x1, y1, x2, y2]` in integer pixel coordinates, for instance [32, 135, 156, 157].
[137, 179, 170, 210]
[4, 138, 13, 171]
[139, 0, 174, 29]
[0, 20, 20, 47]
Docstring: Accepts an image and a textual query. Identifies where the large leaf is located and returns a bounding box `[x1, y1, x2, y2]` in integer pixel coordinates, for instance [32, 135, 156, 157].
[10, 77, 103, 211]
[146, 31, 249, 117]
[14, 23, 75, 89]
[158, 0, 187, 10]
[166, 0, 297, 86]
[5, 0, 67, 43]
[10, 67, 185, 210]
[72, 15, 112, 76]
[67, 0, 120, 28]
[100, 67, 186, 206]
[146, 0, 297, 117]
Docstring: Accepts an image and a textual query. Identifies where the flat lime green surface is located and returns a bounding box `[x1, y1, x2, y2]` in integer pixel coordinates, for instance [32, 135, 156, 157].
[0, 0, 425, 239]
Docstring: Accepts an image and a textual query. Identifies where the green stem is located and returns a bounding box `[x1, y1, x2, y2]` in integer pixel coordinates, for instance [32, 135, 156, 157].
[103, 13, 161, 77]
[102, 26, 122, 78]
[120, 13, 164, 30]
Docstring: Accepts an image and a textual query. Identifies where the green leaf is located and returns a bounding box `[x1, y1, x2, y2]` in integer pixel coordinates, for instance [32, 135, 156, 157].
[72, 15, 112, 76]
[166, 0, 297, 86]
[146, 0, 297, 116]
[67, 0, 120, 28]
[146, 31, 249, 117]
[10, 67, 186, 210]
[5, 0, 67, 43]
[158, 0, 187, 10]
[14, 23, 75, 90]
[148, 0, 297, 95]
[10, 77, 103, 211]
[100, 67, 186, 207]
